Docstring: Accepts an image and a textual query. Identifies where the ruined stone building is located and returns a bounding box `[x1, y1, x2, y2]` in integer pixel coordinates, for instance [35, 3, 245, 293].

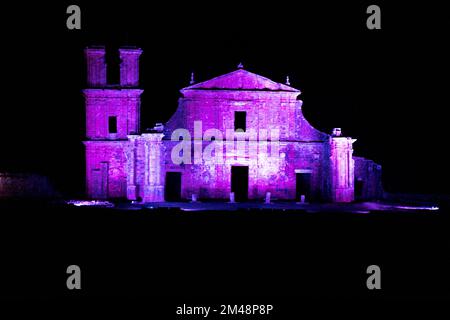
[83, 46, 383, 203]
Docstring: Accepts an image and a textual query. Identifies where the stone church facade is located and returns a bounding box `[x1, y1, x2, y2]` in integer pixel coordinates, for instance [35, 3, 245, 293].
[83, 46, 383, 203]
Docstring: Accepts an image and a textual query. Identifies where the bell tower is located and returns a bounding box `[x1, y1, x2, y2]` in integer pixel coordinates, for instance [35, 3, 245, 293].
[83, 46, 143, 199]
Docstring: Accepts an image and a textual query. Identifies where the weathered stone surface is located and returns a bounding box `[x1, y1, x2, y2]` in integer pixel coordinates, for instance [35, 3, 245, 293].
[84, 47, 107, 87]
[0, 173, 57, 198]
[83, 46, 383, 203]
[354, 157, 383, 200]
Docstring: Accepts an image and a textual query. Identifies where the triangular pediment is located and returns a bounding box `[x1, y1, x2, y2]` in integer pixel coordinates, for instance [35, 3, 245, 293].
[182, 69, 300, 92]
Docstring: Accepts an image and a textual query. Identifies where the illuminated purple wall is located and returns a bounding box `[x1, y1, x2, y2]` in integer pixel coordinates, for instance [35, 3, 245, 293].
[163, 69, 329, 200]
[83, 47, 143, 199]
[354, 157, 383, 200]
[83, 46, 383, 202]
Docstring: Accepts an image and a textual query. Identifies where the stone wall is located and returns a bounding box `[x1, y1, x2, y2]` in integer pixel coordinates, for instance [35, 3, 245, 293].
[84, 141, 129, 199]
[83, 89, 142, 140]
[162, 71, 334, 201]
[354, 157, 383, 200]
[0, 173, 57, 198]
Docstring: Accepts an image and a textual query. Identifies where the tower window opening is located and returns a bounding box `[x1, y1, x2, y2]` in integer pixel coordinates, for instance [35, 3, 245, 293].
[109, 116, 117, 134]
[106, 49, 121, 85]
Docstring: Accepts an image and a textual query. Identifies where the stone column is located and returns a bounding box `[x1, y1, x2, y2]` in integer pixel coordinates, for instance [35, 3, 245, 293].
[142, 133, 165, 202]
[84, 47, 106, 87]
[330, 136, 356, 202]
[125, 136, 138, 200]
[119, 47, 143, 87]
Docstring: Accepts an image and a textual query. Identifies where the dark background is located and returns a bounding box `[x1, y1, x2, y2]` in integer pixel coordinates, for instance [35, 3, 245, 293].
[1, 0, 449, 309]
[1, 1, 449, 197]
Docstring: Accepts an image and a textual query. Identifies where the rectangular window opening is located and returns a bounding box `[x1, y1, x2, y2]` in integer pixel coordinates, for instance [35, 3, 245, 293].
[108, 116, 117, 134]
[234, 111, 246, 132]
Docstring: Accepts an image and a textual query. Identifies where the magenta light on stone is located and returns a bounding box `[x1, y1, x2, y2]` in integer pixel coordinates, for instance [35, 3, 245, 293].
[83, 46, 383, 203]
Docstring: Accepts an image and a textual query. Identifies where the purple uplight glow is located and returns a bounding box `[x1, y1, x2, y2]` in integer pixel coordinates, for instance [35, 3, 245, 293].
[83, 47, 383, 203]
[66, 200, 114, 207]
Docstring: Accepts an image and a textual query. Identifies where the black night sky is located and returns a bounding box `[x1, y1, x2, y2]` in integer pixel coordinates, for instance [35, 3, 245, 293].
[1, 1, 449, 196]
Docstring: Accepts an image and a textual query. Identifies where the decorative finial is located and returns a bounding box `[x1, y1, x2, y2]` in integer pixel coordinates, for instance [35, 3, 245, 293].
[286, 76, 290, 85]
[332, 128, 342, 137]
[237, 62, 244, 69]
[190, 72, 195, 85]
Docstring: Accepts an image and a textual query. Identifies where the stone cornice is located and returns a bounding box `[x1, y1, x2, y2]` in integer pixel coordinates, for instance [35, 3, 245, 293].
[83, 88, 143, 98]
[83, 140, 129, 146]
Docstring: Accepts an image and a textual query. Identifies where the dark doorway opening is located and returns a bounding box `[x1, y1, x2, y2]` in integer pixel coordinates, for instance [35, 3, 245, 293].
[231, 166, 248, 202]
[296, 172, 311, 201]
[355, 179, 364, 199]
[165, 172, 182, 201]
